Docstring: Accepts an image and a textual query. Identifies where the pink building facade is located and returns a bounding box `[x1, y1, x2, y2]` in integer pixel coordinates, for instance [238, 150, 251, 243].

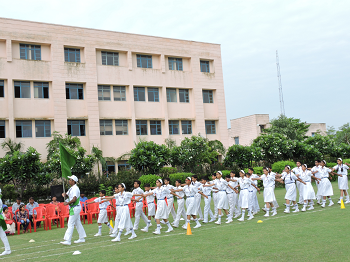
[0, 18, 228, 171]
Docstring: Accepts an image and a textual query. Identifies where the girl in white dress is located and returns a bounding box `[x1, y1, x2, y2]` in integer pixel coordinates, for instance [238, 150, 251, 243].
[139, 184, 156, 232]
[103, 186, 121, 238]
[332, 158, 350, 204]
[318, 160, 335, 207]
[298, 164, 319, 211]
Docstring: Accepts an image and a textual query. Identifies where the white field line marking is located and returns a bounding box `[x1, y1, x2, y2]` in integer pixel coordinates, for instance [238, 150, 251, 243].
[0, 207, 330, 260]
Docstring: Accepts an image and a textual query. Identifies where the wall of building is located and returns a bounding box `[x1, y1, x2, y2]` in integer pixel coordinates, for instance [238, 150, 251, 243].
[306, 123, 327, 136]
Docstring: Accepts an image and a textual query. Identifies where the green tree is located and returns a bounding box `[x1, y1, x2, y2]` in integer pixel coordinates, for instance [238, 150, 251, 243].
[224, 145, 262, 168]
[91, 146, 106, 176]
[264, 115, 310, 141]
[335, 123, 350, 145]
[208, 139, 226, 156]
[1, 138, 24, 155]
[304, 134, 336, 157]
[128, 140, 171, 175]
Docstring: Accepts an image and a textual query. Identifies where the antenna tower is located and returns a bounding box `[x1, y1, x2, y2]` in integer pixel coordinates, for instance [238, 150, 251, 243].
[276, 50, 285, 116]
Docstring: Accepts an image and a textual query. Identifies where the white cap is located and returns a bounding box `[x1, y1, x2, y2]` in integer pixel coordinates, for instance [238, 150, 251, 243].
[217, 171, 222, 175]
[68, 175, 78, 182]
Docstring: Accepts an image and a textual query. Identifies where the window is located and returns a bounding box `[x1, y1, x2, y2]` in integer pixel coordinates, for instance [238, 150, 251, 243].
[20, 44, 41, 60]
[101, 51, 119, 66]
[311, 132, 316, 137]
[66, 83, 84, 100]
[137, 54, 152, 68]
[168, 57, 183, 71]
[150, 121, 161, 135]
[98, 85, 111, 101]
[14, 81, 30, 98]
[118, 160, 130, 171]
[169, 120, 179, 135]
[115, 120, 128, 135]
[148, 88, 159, 102]
[100, 120, 113, 135]
[34, 82, 49, 98]
[181, 121, 192, 134]
[113, 86, 126, 101]
[200, 60, 210, 72]
[16, 120, 32, 138]
[0, 80, 4, 98]
[0, 120, 5, 138]
[179, 89, 189, 103]
[205, 120, 216, 134]
[203, 90, 214, 103]
[107, 161, 115, 173]
[67, 120, 85, 136]
[134, 87, 145, 101]
[136, 120, 147, 135]
[64, 48, 81, 63]
[35, 120, 51, 137]
[166, 88, 177, 102]
[259, 125, 265, 133]
[234, 137, 239, 145]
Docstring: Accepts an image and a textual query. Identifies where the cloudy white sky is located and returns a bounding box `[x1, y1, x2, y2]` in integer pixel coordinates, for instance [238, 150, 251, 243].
[1, 0, 349, 129]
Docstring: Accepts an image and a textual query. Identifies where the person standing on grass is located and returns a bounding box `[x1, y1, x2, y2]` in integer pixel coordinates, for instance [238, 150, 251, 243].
[171, 180, 187, 228]
[292, 161, 303, 204]
[103, 186, 120, 238]
[85, 190, 113, 237]
[211, 173, 219, 219]
[332, 158, 350, 204]
[0, 189, 11, 256]
[225, 175, 239, 222]
[131, 180, 149, 231]
[317, 160, 336, 208]
[310, 160, 322, 204]
[276, 165, 305, 213]
[247, 168, 260, 215]
[139, 184, 156, 232]
[163, 178, 177, 222]
[60, 175, 86, 246]
[299, 164, 319, 211]
[199, 177, 216, 223]
[191, 175, 204, 221]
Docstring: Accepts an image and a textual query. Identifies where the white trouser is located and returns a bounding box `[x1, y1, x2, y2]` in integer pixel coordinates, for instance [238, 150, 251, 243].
[296, 181, 304, 203]
[63, 206, 86, 242]
[195, 194, 203, 219]
[134, 202, 148, 229]
[227, 193, 235, 217]
[166, 197, 177, 220]
[173, 198, 186, 226]
[203, 195, 214, 222]
[316, 181, 322, 201]
[213, 192, 218, 216]
[0, 228, 10, 252]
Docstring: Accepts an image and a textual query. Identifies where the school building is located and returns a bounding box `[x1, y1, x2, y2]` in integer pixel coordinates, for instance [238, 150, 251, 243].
[0, 17, 228, 172]
[228, 114, 326, 146]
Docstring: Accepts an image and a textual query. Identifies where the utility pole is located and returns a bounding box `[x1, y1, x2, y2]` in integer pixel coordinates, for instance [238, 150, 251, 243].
[276, 50, 285, 116]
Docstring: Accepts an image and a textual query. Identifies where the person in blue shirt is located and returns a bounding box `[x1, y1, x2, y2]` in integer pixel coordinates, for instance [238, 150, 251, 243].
[80, 193, 88, 218]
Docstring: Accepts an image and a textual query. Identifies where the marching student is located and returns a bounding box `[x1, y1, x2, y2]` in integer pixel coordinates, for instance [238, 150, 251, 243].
[276, 166, 305, 213]
[0, 189, 11, 256]
[131, 180, 149, 230]
[191, 175, 204, 221]
[60, 175, 87, 245]
[143, 179, 181, 235]
[299, 164, 319, 211]
[163, 178, 177, 221]
[332, 158, 350, 204]
[225, 175, 239, 221]
[311, 160, 322, 204]
[137, 184, 156, 232]
[211, 173, 219, 219]
[292, 161, 303, 204]
[252, 167, 277, 217]
[199, 177, 216, 223]
[318, 160, 335, 207]
[171, 180, 187, 228]
[85, 190, 113, 236]
[102, 186, 121, 238]
[230, 171, 241, 218]
[247, 168, 260, 215]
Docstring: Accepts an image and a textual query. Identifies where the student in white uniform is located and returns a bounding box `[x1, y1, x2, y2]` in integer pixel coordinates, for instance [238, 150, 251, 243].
[332, 158, 350, 204]
[191, 175, 204, 221]
[0, 189, 11, 256]
[144, 179, 181, 235]
[310, 160, 322, 204]
[132, 180, 149, 230]
[60, 175, 87, 245]
[85, 190, 113, 236]
[318, 160, 335, 207]
[225, 175, 239, 221]
[247, 168, 260, 215]
[276, 166, 305, 213]
[292, 161, 303, 204]
[252, 167, 277, 217]
[171, 180, 187, 227]
[199, 177, 216, 223]
[162, 178, 177, 221]
[139, 184, 156, 232]
[211, 173, 219, 219]
[103, 186, 122, 238]
[298, 164, 319, 211]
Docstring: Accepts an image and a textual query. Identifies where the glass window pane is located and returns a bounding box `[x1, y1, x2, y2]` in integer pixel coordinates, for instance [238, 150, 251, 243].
[179, 89, 189, 103]
[134, 87, 145, 101]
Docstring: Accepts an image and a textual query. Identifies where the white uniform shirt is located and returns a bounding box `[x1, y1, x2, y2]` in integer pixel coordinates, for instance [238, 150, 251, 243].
[333, 164, 349, 176]
[66, 184, 80, 203]
[132, 187, 144, 202]
[192, 181, 202, 195]
[113, 194, 121, 206]
[94, 197, 109, 209]
[238, 177, 251, 190]
[145, 190, 155, 203]
[226, 181, 235, 193]
[163, 184, 175, 198]
[319, 166, 332, 178]
[116, 192, 133, 206]
[260, 173, 275, 188]
[174, 186, 185, 199]
[183, 185, 197, 197]
[292, 166, 302, 176]
[153, 187, 170, 200]
[214, 178, 228, 191]
[199, 183, 212, 196]
[250, 174, 259, 186]
[281, 172, 298, 184]
[311, 165, 321, 178]
[300, 170, 312, 182]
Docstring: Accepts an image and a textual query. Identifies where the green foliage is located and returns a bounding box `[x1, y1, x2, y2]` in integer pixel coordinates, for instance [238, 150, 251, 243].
[169, 173, 193, 184]
[243, 167, 264, 175]
[1, 184, 17, 201]
[159, 167, 177, 178]
[224, 145, 263, 168]
[271, 161, 297, 173]
[128, 140, 170, 175]
[208, 140, 226, 156]
[304, 134, 336, 157]
[294, 142, 322, 167]
[335, 123, 350, 145]
[1, 138, 24, 155]
[91, 146, 107, 176]
[95, 184, 113, 197]
[221, 170, 231, 177]
[139, 174, 161, 189]
[326, 162, 337, 168]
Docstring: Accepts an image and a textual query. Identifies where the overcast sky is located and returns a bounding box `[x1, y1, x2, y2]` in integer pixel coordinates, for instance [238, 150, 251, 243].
[1, 0, 349, 129]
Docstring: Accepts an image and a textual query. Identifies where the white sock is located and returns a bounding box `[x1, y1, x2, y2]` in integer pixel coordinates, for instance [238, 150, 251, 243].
[346, 195, 349, 201]
[194, 218, 200, 225]
[294, 204, 299, 210]
[322, 199, 326, 204]
[242, 210, 245, 219]
[266, 208, 269, 214]
[117, 230, 122, 238]
[157, 224, 161, 232]
[98, 226, 102, 234]
[340, 196, 343, 200]
[329, 198, 333, 203]
[166, 221, 172, 229]
[272, 207, 276, 212]
[303, 204, 307, 209]
[106, 223, 113, 230]
[286, 204, 290, 209]
[247, 209, 251, 216]
[218, 215, 222, 221]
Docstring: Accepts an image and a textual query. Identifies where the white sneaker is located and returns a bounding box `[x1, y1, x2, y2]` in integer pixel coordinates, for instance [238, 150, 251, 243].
[292, 209, 299, 213]
[301, 207, 306, 212]
[209, 219, 216, 222]
[74, 239, 85, 244]
[284, 209, 290, 214]
[148, 223, 152, 227]
[345, 200, 350, 204]
[292, 206, 296, 210]
[60, 241, 71, 245]
[215, 220, 221, 225]
[111, 237, 120, 242]
[141, 228, 148, 232]
[233, 214, 240, 218]
[263, 213, 269, 217]
[338, 200, 342, 204]
[193, 224, 202, 228]
[202, 221, 208, 224]
[272, 211, 277, 216]
[153, 231, 161, 235]
[0, 251, 11, 256]
[262, 208, 267, 212]
[124, 230, 131, 236]
[182, 225, 187, 230]
[328, 202, 334, 207]
[247, 216, 254, 220]
[180, 218, 185, 220]
[226, 218, 233, 224]
[133, 227, 138, 231]
[321, 203, 325, 208]
[128, 234, 137, 240]
[110, 234, 117, 237]
[198, 218, 204, 221]
[109, 229, 113, 234]
[173, 224, 179, 228]
[165, 228, 173, 233]
[307, 206, 314, 210]
[94, 233, 102, 237]
[252, 211, 257, 215]
[160, 220, 166, 224]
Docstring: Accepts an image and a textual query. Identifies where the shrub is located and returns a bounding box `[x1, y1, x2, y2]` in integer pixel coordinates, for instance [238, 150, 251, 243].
[169, 173, 193, 185]
[326, 162, 337, 168]
[139, 174, 161, 189]
[159, 167, 177, 178]
[221, 170, 231, 177]
[243, 167, 264, 175]
[2, 184, 18, 202]
[271, 161, 296, 174]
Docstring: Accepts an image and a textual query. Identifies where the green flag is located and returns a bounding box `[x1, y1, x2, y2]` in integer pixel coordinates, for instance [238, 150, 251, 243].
[59, 142, 76, 179]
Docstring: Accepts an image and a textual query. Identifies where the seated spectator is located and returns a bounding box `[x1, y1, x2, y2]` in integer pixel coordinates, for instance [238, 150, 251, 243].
[3, 207, 15, 235]
[26, 197, 40, 228]
[50, 196, 60, 224]
[11, 197, 24, 219]
[16, 204, 30, 233]
[80, 193, 88, 219]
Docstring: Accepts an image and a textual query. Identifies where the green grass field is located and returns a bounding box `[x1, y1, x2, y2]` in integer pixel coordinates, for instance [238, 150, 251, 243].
[0, 181, 349, 261]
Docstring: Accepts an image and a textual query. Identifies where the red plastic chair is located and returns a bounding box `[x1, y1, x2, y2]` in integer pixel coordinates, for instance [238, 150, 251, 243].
[87, 202, 99, 224]
[33, 207, 47, 232]
[8, 207, 12, 214]
[59, 204, 70, 228]
[80, 202, 90, 224]
[128, 202, 135, 218]
[142, 198, 148, 214]
[45, 205, 60, 230]
[14, 209, 32, 235]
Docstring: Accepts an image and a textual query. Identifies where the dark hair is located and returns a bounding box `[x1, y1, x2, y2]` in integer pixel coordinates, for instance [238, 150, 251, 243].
[225, 175, 230, 179]
[296, 161, 301, 164]
[3, 207, 8, 212]
[134, 180, 141, 186]
[114, 185, 119, 189]
[201, 177, 208, 181]
[212, 173, 217, 177]
[164, 178, 170, 182]
[118, 183, 125, 188]
[29, 197, 34, 200]
[100, 190, 106, 195]
[19, 204, 25, 209]
[16, 197, 22, 201]
[316, 160, 321, 163]
[144, 183, 150, 188]
[248, 167, 254, 172]
[192, 175, 198, 179]
[175, 180, 182, 184]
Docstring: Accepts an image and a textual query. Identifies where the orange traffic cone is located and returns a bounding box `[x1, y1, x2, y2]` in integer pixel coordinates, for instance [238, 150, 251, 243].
[186, 223, 192, 235]
[341, 199, 346, 209]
